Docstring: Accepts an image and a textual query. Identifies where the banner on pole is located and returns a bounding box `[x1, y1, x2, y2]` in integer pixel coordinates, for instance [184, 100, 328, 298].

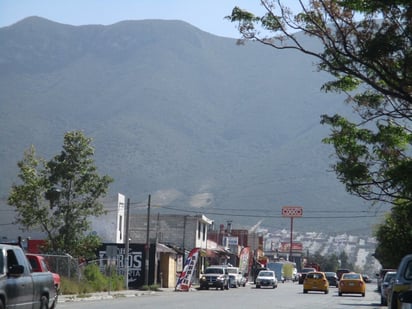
[175, 247, 200, 291]
[238, 247, 250, 277]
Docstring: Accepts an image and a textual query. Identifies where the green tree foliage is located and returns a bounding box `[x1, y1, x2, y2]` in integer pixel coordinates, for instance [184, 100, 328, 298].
[308, 251, 340, 271]
[228, 0, 412, 266]
[374, 200, 412, 268]
[8, 131, 113, 258]
[228, 0, 412, 203]
[308, 250, 353, 271]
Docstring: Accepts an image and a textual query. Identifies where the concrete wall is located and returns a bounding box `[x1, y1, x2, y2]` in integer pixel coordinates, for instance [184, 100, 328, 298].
[129, 214, 211, 250]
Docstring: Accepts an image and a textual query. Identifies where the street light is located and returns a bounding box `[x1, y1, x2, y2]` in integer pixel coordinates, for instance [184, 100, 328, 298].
[45, 186, 62, 209]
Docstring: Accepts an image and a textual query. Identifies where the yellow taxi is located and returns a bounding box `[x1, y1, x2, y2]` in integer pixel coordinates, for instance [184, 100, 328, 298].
[338, 272, 366, 297]
[303, 271, 329, 294]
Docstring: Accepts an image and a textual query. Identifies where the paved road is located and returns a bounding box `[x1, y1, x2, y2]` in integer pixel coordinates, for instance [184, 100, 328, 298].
[58, 280, 383, 309]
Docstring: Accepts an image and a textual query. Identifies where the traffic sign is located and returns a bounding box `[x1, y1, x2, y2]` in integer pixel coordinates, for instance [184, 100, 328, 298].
[282, 206, 303, 217]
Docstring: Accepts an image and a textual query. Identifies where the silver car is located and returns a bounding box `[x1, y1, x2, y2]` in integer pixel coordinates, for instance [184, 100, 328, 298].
[381, 271, 397, 306]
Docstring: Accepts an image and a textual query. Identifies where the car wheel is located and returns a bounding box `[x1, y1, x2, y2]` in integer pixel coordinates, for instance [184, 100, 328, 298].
[339, 292, 342, 296]
[325, 289, 329, 294]
[362, 293, 365, 297]
[256, 285, 260, 288]
[381, 296, 387, 305]
[303, 289, 308, 294]
[40, 295, 49, 309]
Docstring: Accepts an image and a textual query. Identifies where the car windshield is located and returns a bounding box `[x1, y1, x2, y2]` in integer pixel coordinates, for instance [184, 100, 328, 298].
[384, 273, 396, 282]
[325, 272, 336, 277]
[342, 273, 361, 280]
[205, 268, 223, 274]
[227, 269, 237, 274]
[302, 268, 315, 273]
[259, 271, 273, 277]
[307, 273, 323, 279]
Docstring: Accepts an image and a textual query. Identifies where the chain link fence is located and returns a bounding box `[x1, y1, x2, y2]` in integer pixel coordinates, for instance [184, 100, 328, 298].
[39, 254, 82, 280]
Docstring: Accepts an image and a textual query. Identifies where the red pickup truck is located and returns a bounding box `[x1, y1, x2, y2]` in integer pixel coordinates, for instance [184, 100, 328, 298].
[26, 253, 61, 292]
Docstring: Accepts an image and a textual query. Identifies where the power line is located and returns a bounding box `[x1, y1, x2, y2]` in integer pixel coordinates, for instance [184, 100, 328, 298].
[156, 205, 384, 219]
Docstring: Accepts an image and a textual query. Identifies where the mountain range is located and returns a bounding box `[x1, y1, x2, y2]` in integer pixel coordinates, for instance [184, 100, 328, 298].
[0, 17, 389, 238]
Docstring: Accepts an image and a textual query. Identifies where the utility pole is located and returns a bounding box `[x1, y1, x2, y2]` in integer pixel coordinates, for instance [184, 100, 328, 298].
[281, 206, 303, 262]
[144, 194, 151, 286]
[124, 198, 130, 289]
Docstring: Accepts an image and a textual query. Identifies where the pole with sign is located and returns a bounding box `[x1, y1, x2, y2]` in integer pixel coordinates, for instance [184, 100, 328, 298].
[281, 206, 303, 261]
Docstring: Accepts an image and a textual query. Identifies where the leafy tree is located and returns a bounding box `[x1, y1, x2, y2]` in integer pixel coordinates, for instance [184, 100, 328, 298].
[228, 0, 412, 203]
[374, 200, 412, 268]
[8, 131, 113, 258]
[309, 251, 340, 271]
[227, 0, 412, 266]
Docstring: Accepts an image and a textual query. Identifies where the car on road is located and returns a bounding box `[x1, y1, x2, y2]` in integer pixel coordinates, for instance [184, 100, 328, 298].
[388, 254, 412, 309]
[362, 274, 371, 283]
[376, 268, 397, 292]
[336, 269, 351, 280]
[227, 266, 242, 288]
[199, 265, 229, 290]
[324, 271, 339, 287]
[381, 271, 396, 306]
[255, 270, 278, 289]
[298, 267, 317, 284]
[303, 271, 329, 294]
[338, 272, 366, 297]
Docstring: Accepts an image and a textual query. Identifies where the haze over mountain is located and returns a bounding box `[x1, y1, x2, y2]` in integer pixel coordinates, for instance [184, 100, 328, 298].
[0, 17, 388, 238]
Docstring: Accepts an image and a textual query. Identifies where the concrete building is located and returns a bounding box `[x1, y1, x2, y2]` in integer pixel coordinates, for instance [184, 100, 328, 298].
[129, 213, 214, 257]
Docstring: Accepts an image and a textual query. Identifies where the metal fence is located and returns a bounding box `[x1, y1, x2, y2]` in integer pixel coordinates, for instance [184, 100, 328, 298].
[40, 254, 81, 280]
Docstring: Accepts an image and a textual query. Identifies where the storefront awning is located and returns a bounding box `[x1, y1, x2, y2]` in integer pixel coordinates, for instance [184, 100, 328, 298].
[156, 243, 177, 254]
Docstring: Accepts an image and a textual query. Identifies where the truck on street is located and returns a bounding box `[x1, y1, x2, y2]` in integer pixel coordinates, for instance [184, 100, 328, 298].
[26, 253, 61, 293]
[0, 244, 57, 309]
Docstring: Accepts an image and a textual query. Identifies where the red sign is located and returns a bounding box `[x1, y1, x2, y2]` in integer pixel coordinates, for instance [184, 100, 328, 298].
[279, 242, 303, 252]
[282, 206, 303, 217]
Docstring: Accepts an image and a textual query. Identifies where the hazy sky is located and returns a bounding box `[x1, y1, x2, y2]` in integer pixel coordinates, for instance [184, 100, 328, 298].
[0, 0, 303, 38]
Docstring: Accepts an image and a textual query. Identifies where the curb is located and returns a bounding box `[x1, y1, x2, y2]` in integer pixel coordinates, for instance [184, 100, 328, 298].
[58, 288, 178, 303]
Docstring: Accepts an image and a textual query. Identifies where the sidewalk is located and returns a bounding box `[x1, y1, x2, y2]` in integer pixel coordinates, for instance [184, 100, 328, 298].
[58, 287, 197, 303]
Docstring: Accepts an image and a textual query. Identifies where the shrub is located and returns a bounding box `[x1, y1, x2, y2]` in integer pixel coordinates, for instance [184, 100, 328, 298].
[60, 264, 125, 294]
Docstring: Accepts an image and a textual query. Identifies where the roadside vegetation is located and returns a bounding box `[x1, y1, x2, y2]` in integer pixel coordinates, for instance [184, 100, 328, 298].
[60, 264, 125, 295]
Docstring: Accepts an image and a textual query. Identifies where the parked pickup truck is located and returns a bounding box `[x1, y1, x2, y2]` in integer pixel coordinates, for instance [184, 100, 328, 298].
[26, 253, 61, 292]
[388, 254, 412, 309]
[199, 265, 230, 290]
[0, 244, 57, 309]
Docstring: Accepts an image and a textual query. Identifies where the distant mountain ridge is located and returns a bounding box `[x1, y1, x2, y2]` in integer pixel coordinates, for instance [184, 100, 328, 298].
[0, 17, 386, 237]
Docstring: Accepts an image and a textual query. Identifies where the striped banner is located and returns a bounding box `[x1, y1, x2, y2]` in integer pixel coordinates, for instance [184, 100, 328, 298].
[175, 247, 200, 291]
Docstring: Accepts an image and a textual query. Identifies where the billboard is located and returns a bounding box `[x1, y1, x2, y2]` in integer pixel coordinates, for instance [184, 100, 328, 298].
[281, 206, 303, 217]
[98, 243, 155, 288]
[279, 242, 303, 253]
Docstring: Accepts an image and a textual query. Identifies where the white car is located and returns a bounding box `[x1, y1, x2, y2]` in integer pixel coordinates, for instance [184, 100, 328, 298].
[227, 266, 243, 288]
[255, 270, 278, 289]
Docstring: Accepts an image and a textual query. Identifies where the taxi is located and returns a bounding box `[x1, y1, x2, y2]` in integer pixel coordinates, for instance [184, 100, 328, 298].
[338, 272, 365, 297]
[303, 271, 329, 294]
